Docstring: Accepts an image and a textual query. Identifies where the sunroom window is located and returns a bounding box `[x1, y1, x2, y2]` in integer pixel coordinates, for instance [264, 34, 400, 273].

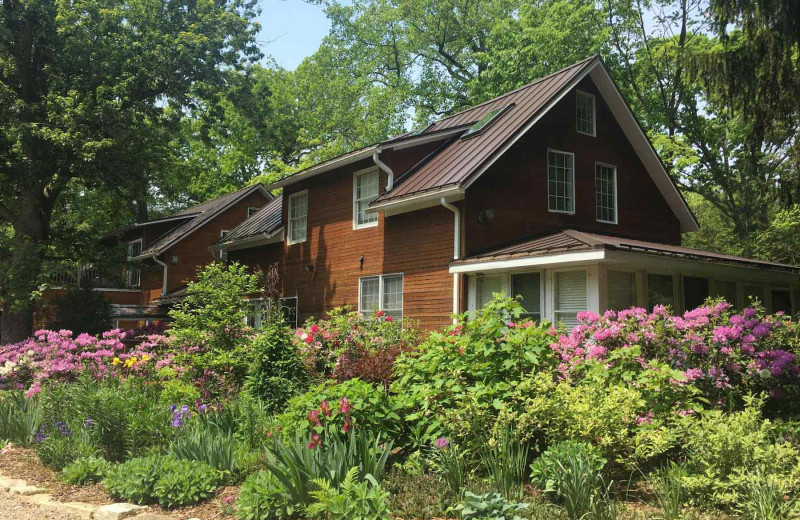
[512, 272, 541, 321]
[554, 270, 587, 329]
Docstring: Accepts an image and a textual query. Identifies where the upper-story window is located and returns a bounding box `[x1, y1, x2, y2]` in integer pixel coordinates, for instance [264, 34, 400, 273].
[353, 168, 379, 229]
[247, 207, 258, 217]
[288, 191, 308, 244]
[595, 163, 617, 224]
[547, 149, 575, 214]
[126, 239, 142, 287]
[576, 90, 596, 136]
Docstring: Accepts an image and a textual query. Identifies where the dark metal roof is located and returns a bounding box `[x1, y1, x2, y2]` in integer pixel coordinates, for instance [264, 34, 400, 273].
[375, 56, 599, 203]
[214, 194, 283, 246]
[135, 184, 270, 258]
[453, 230, 800, 274]
[110, 304, 169, 319]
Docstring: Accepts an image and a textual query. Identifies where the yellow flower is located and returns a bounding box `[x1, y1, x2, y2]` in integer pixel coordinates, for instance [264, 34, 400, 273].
[112, 357, 121, 366]
[141, 354, 151, 362]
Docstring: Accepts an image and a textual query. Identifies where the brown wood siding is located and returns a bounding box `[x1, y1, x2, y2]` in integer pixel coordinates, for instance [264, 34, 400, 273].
[228, 243, 284, 287]
[465, 77, 681, 255]
[281, 150, 455, 330]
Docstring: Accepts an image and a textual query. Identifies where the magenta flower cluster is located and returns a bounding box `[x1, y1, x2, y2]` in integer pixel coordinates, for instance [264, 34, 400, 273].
[550, 302, 800, 399]
[0, 329, 171, 397]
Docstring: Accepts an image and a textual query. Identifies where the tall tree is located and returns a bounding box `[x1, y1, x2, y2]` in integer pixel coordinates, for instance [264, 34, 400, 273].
[0, 0, 261, 342]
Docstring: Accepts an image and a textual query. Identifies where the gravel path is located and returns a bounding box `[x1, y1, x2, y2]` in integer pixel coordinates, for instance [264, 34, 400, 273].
[0, 493, 84, 520]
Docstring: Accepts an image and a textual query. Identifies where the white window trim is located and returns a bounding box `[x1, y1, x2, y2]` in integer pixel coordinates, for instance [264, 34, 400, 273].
[576, 90, 596, 137]
[127, 238, 142, 259]
[247, 207, 258, 217]
[287, 190, 308, 245]
[552, 268, 589, 327]
[511, 271, 544, 321]
[358, 273, 404, 317]
[595, 162, 618, 224]
[220, 229, 230, 238]
[547, 148, 576, 215]
[244, 298, 268, 329]
[278, 296, 299, 329]
[353, 167, 380, 230]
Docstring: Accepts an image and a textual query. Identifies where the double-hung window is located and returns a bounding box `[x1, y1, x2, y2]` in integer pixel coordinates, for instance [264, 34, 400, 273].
[353, 168, 379, 229]
[595, 163, 617, 224]
[547, 149, 575, 213]
[288, 191, 308, 244]
[576, 90, 596, 136]
[359, 274, 403, 320]
[126, 239, 142, 287]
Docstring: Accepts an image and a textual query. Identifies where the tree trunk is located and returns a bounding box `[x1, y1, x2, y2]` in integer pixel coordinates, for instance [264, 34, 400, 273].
[1, 187, 52, 344]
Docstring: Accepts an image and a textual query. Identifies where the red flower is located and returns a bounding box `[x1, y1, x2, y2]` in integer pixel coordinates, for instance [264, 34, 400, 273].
[339, 396, 352, 414]
[375, 310, 385, 317]
[319, 400, 331, 417]
[385, 316, 393, 322]
[307, 433, 322, 449]
[307, 409, 321, 427]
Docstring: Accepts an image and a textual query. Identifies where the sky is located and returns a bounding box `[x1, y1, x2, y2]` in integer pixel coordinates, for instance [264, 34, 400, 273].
[255, 0, 332, 70]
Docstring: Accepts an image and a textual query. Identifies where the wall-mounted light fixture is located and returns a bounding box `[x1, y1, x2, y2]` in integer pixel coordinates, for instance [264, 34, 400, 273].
[359, 255, 365, 269]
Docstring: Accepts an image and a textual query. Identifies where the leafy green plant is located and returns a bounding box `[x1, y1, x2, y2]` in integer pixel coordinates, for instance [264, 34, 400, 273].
[245, 323, 309, 413]
[529, 441, 612, 520]
[384, 469, 450, 520]
[305, 466, 392, 520]
[454, 491, 529, 520]
[104, 454, 219, 507]
[62, 456, 110, 484]
[479, 427, 528, 501]
[431, 439, 467, 500]
[739, 466, 800, 520]
[237, 470, 296, 520]
[647, 462, 686, 520]
[169, 425, 238, 480]
[35, 425, 95, 470]
[0, 392, 40, 444]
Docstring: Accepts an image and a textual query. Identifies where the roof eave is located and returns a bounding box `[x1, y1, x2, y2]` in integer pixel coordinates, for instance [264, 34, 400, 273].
[367, 185, 465, 217]
[213, 227, 285, 251]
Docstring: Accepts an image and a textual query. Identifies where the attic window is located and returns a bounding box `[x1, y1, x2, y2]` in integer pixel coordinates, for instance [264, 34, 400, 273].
[461, 104, 513, 139]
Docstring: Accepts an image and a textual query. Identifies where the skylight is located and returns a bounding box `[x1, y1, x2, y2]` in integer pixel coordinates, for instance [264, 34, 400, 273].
[461, 104, 513, 139]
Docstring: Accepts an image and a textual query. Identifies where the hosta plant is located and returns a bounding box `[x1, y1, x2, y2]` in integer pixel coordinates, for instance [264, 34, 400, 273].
[62, 456, 110, 485]
[454, 491, 529, 520]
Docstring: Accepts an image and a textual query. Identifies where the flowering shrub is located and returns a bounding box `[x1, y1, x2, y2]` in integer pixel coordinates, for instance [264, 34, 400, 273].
[0, 329, 170, 397]
[294, 307, 421, 385]
[550, 301, 800, 410]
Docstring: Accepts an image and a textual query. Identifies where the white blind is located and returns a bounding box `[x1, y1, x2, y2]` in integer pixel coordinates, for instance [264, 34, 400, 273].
[555, 270, 587, 328]
[607, 270, 635, 310]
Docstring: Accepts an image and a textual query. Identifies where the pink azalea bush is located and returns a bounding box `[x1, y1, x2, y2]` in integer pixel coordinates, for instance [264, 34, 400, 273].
[294, 307, 421, 384]
[549, 301, 800, 407]
[0, 329, 174, 397]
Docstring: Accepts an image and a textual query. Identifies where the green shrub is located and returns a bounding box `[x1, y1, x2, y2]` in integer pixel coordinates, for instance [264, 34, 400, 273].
[306, 466, 391, 520]
[278, 378, 400, 441]
[392, 296, 554, 449]
[245, 323, 309, 413]
[158, 379, 201, 406]
[529, 441, 612, 520]
[49, 287, 112, 336]
[679, 397, 800, 508]
[237, 470, 295, 520]
[454, 491, 529, 520]
[104, 454, 219, 507]
[62, 456, 110, 484]
[505, 372, 649, 464]
[0, 392, 40, 445]
[740, 466, 800, 520]
[384, 470, 449, 520]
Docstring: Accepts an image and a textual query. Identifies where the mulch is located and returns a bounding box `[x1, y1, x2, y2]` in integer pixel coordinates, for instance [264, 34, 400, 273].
[0, 446, 237, 519]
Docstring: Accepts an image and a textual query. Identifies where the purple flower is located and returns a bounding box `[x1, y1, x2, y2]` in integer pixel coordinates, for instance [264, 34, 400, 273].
[435, 437, 450, 450]
[84, 417, 93, 428]
[743, 307, 757, 318]
[753, 324, 771, 338]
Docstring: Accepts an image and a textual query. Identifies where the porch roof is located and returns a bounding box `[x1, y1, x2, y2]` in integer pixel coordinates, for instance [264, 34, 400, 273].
[451, 230, 800, 274]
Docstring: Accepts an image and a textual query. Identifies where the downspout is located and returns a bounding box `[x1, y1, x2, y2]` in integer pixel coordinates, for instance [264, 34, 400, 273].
[372, 150, 393, 191]
[440, 198, 460, 321]
[152, 254, 168, 296]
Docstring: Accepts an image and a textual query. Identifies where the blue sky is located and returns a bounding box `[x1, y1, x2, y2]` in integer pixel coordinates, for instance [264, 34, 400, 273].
[255, 0, 332, 70]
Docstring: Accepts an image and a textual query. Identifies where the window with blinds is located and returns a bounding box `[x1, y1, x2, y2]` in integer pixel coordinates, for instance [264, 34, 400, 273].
[555, 270, 587, 329]
[607, 270, 635, 310]
[359, 274, 404, 320]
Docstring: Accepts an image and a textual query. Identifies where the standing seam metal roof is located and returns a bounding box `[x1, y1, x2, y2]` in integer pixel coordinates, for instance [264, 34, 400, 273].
[374, 56, 598, 203]
[214, 194, 283, 245]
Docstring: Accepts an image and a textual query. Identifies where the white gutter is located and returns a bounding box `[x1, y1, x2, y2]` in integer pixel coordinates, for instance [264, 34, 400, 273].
[440, 197, 461, 321]
[151, 254, 168, 296]
[372, 150, 394, 191]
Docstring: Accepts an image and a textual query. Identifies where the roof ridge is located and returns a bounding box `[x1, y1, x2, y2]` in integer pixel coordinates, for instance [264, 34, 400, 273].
[561, 229, 608, 247]
[431, 55, 600, 127]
